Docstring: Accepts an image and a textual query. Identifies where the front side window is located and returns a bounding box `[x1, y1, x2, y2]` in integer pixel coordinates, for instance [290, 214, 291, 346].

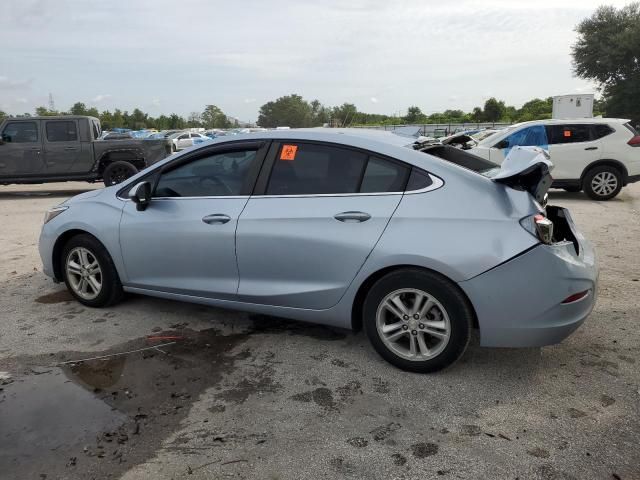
[46, 121, 78, 142]
[178, 134, 189, 140]
[154, 149, 257, 197]
[546, 124, 591, 144]
[266, 143, 368, 195]
[1, 122, 39, 143]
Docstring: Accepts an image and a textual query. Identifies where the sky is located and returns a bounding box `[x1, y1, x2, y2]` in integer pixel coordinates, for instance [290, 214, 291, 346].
[0, 0, 632, 122]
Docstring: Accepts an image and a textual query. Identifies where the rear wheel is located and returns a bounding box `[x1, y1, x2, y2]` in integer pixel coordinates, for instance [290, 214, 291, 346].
[583, 165, 622, 201]
[62, 234, 123, 307]
[363, 269, 472, 373]
[103, 161, 138, 187]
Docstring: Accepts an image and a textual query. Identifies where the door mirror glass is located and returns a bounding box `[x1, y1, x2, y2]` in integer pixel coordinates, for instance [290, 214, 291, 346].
[129, 181, 152, 211]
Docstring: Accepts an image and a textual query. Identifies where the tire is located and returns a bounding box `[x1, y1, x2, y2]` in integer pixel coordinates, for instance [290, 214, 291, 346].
[62, 234, 124, 308]
[562, 186, 581, 193]
[103, 161, 138, 187]
[363, 269, 472, 373]
[583, 165, 623, 201]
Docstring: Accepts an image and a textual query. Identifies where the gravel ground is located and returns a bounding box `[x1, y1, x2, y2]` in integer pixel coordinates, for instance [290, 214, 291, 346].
[0, 181, 639, 480]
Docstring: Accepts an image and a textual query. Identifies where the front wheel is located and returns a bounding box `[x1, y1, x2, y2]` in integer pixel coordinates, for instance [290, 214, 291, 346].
[62, 234, 124, 307]
[583, 166, 622, 201]
[363, 269, 472, 373]
[103, 161, 138, 187]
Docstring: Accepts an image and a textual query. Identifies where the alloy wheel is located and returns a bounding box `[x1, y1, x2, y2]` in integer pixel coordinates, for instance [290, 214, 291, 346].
[65, 247, 103, 300]
[376, 288, 451, 361]
[591, 171, 618, 197]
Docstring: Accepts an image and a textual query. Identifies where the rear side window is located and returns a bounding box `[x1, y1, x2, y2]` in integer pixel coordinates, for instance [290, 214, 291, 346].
[592, 124, 614, 139]
[546, 124, 591, 144]
[1, 122, 38, 143]
[624, 122, 639, 135]
[267, 143, 368, 195]
[46, 121, 78, 142]
[406, 169, 433, 191]
[154, 150, 257, 197]
[360, 156, 409, 193]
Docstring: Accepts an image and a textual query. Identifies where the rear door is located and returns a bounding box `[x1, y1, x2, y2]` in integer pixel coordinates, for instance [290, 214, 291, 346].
[0, 120, 44, 176]
[545, 124, 602, 179]
[236, 141, 409, 309]
[119, 141, 267, 298]
[42, 119, 81, 174]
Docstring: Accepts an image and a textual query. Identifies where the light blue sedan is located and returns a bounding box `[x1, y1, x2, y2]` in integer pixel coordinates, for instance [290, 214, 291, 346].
[38, 129, 597, 372]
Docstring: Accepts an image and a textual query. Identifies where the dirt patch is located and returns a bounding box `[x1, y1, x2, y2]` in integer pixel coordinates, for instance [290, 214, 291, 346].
[34, 289, 73, 304]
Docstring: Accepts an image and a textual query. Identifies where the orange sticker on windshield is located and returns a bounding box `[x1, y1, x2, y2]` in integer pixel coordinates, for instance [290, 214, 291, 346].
[563, 130, 571, 137]
[280, 145, 298, 160]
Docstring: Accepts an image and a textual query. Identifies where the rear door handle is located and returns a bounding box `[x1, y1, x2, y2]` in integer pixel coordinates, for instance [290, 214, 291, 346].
[202, 214, 231, 225]
[64, 146, 78, 150]
[334, 211, 371, 223]
[584, 147, 598, 151]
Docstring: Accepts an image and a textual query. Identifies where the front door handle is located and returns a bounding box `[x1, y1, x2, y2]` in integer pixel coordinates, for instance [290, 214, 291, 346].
[202, 214, 231, 225]
[64, 146, 78, 150]
[334, 211, 371, 223]
[584, 147, 598, 151]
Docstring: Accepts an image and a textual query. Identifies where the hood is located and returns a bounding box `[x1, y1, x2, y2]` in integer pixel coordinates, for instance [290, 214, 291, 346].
[491, 146, 553, 204]
[62, 188, 105, 205]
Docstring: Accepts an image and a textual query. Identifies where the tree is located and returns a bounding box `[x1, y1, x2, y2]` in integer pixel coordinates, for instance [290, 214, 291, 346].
[572, 3, 640, 122]
[0, 110, 7, 121]
[310, 99, 330, 126]
[332, 103, 358, 127]
[404, 106, 424, 124]
[483, 98, 506, 122]
[35, 106, 58, 116]
[257, 94, 313, 128]
[201, 104, 230, 129]
[517, 98, 552, 122]
[70, 102, 88, 116]
[471, 107, 483, 122]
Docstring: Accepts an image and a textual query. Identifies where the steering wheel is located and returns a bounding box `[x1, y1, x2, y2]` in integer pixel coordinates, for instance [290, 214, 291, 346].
[199, 176, 232, 196]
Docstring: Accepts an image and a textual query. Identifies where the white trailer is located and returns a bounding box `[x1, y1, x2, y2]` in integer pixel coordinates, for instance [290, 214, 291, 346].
[552, 94, 594, 119]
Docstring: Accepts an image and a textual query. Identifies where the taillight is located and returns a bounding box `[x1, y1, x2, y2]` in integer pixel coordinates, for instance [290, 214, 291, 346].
[520, 214, 554, 244]
[628, 135, 640, 147]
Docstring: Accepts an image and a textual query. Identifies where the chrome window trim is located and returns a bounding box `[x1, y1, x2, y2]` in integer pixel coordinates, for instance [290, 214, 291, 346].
[119, 174, 443, 201]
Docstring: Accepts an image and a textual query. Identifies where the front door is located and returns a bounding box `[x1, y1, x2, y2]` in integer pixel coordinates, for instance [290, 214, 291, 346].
[119, 144, 266, 298]
[42, 119, 81, 174]
[0, 120, 44, 176]
[236, 142, 408, 309]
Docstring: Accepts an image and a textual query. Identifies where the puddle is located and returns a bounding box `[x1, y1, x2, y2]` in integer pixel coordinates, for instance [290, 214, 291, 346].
[0, 315, 349, 478]
[34, 290, 73, 304]
[0, 328, 251, 479]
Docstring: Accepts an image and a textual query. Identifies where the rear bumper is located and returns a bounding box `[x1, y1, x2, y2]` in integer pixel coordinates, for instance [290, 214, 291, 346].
[459, 210, 598, 348]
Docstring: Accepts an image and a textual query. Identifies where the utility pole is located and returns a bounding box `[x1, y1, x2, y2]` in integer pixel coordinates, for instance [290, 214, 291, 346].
[48, 93, 55, 113]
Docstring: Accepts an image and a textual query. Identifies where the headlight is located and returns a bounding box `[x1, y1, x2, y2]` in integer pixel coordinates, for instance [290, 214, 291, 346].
[43, 206, 69, 224]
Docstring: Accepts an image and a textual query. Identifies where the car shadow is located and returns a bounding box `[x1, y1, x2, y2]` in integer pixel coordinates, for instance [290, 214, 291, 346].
[0, 188, 98, 199]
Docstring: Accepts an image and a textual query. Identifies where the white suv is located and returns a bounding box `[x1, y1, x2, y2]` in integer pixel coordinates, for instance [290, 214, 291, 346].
[469, 118, 640, 200]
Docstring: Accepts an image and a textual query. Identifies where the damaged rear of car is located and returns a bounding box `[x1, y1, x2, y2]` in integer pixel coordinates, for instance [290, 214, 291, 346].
[414, 142, 598, 348]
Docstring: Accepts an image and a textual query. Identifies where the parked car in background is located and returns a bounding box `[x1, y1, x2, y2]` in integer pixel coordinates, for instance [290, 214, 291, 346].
[39, 129, 597, 373]
[168, 131, 211, 151]
[0, 116, 172, 186]
[469, 118, 640, 200]
[102, 131, 133, 140]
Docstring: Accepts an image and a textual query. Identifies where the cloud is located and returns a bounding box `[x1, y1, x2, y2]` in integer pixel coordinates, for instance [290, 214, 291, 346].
[0, 76, 32, 91]
[244, 98, 256, 104]
[151, 98, 161, 107]
[370, 97, 378, 103]
[92, 94, 112, 103]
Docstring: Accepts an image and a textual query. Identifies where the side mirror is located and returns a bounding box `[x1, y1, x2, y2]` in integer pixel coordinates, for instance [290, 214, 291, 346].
[129, 181, 151, 211]
[494, 139, 509, 149]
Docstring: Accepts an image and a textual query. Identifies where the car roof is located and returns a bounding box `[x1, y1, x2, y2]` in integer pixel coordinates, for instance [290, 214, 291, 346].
[510, 118, 630, 128]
